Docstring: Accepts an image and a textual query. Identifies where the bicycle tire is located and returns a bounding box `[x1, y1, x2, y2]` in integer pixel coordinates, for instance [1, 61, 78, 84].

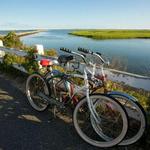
[73, 94, 128, 147]
[108, 92, 147, 145]
[26, 73, 49, 111]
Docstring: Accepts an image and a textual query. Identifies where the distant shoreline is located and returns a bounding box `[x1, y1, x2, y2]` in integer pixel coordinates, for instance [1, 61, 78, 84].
[0, 29, 46, 38]
[17, 29, 46, 37]
[69, 29, 150, 40]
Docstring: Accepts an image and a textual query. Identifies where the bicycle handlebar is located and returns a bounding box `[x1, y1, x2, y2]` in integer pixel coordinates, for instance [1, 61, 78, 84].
[78, 47, 91, 54]
[77, 47, 106, 64]
[78, 48, 102, 56]
[60, 47, 109, 66]
[96, 52, 102, 56]
[60, 47, 87, 63]
[60, 47, 71, 53]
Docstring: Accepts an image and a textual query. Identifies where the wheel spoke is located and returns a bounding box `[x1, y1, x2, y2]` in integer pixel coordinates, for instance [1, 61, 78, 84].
[26, 74, 49, 111]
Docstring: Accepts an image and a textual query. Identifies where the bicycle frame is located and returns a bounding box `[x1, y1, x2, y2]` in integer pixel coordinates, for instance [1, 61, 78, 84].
[41, 50, 102, 123]
[77, 50, 140, 102]
[76, 50, 109, 92]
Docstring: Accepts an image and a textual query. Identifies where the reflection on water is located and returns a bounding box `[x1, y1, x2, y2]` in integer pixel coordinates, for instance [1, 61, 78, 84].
[21, 30, 150, 76]
[32, 35, 64, 40]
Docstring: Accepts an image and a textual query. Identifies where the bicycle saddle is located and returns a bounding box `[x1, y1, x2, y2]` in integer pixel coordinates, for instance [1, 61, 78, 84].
[40, 59, 53, 67]
[58, 55, 73, 64]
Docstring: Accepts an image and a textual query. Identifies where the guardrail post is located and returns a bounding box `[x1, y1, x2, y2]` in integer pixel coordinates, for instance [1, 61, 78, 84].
[35, 44, 44, 69]
[0, 40, 4, 47]
[0, 40, 5, 59]
[35, 44, 44, 55]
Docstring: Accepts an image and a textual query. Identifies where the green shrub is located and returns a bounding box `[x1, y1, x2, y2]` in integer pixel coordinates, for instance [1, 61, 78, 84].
[45, 49, 58, 57]
[106, 80, 150, 111]
[1, 51, 39, 74]
[3, 53, 26, 66]
[0, 53, 26, 74]
[3, 32, 23, 49]
[22, 49, 39, 74]
[0, 36, 3, 40]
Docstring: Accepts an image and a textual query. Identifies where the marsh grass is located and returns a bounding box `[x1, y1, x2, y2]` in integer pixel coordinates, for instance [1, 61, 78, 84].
[70, 30, 150, 39]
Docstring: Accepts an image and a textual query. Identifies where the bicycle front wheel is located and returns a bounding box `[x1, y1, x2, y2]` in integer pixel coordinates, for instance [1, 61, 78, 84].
[26, 73, 49, 111]
[73, 94, 128, 147]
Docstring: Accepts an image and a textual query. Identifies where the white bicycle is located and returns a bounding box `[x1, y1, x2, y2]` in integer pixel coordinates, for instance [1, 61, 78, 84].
[26, 48, 128, 148]
[77, 47, 147, 146]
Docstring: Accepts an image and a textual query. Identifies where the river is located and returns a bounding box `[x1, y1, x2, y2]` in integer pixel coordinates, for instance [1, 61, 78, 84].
[19, 29, 150, 76]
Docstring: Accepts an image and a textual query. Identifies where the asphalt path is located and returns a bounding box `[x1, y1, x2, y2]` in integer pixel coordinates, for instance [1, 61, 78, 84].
[0, 76, 146, 150]
[0, 76, 103, 150]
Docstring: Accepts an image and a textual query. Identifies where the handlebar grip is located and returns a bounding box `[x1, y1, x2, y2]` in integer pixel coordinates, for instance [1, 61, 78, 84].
[96, 52, 102, 56]
[78, 47, 91, 54]
[60, 47, 71, 53]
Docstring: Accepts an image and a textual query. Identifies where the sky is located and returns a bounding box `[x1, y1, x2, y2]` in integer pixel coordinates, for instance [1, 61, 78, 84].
[0, 0, 150, 30]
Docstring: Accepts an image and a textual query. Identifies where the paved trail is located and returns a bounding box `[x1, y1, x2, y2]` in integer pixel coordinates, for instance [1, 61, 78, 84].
[0, 76, 101, 150]
[0, 75, 144, 150]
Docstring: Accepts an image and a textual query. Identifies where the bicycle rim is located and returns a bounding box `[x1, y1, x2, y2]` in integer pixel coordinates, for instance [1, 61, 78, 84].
[73, 94, 128, 147]
[109, 93, 147, 145]
[26, 73, 49, 111]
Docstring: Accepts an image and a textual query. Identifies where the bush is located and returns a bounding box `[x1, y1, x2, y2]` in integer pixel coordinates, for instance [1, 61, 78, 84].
[1, 51, 39, 74]
[3, 32, 23, 49]
[0, 36, 3, 40]
[106, 80, 150, 111]
[0, 53, 26, 74]
[45, 49, 58, 57]
[22, 49, 39, 74]
[3, 53, 26, 65]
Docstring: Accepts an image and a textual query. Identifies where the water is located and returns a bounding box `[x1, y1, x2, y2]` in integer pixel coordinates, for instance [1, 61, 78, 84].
[20, 29, 150, 76]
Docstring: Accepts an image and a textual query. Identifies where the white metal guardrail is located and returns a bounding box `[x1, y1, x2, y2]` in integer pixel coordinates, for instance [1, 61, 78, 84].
[0, 45, 150, 91]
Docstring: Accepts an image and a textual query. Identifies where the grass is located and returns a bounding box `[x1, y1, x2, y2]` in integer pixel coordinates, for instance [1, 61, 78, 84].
[0, 35, 3, 40]
[69, 29, 150, 39]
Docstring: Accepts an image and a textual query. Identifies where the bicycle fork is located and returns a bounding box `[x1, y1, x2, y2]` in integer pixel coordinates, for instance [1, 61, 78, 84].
[84, 69, 102, 124]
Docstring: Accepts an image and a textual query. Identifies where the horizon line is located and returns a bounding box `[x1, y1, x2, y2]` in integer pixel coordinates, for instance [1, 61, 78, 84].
[1, 28, 150, 31]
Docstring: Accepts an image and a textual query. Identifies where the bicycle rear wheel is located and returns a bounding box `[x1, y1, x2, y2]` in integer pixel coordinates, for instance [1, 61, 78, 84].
[26, 73, 49, 111]
[108, 92, 147, 145]
[73, 94, 128, 147]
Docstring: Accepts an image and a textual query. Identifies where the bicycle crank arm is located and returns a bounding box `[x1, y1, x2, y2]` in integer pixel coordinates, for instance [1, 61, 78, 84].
[38, 92, 65, 108]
